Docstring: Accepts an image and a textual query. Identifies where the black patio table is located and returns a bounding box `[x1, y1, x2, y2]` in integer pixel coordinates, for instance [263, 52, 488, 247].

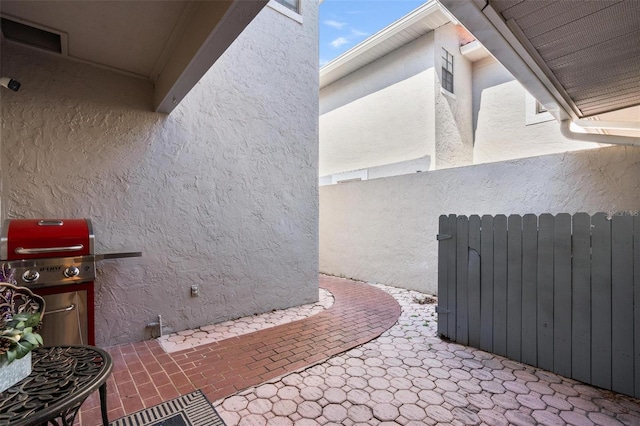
[0, 345, 113, 426]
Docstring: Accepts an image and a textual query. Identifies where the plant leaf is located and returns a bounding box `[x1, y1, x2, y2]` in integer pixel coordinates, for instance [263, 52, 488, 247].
[0, 335, 19, 343]
[12, 313, 28, 321]
[14, 341, 32, 359]
[23, 333, 38, 346]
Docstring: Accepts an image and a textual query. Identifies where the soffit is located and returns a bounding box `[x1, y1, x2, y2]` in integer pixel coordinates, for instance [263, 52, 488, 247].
[0, 0, 268, 113]
[489, 0, 640, 118]
[319, 2, 452, 89]
[0, 1, 190, 80]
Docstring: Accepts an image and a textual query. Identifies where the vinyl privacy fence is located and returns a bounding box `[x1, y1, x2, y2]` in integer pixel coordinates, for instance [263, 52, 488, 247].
[437, 212, 640, 398]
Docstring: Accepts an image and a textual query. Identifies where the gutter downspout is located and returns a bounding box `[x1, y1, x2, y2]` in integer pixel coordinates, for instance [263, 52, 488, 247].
[560, 120, 640, 147]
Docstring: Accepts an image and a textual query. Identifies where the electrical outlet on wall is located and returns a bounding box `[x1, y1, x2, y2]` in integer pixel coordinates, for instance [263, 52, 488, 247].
[191, 285, 199, 297]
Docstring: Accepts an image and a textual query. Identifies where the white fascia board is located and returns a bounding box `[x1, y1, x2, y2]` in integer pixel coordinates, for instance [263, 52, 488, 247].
[319, 0, 449, 87]
[439, 0, 573, 122]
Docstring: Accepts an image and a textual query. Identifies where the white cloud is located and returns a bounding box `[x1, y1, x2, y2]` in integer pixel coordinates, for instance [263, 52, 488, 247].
[324, 19, 347, 29]
[351, 29, 369, 37]
[330, 37, 349, 48]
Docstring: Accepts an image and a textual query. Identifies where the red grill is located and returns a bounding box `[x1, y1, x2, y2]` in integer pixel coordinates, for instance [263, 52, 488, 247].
[1, 218, 140, 346]
[4, 219, 92, 260]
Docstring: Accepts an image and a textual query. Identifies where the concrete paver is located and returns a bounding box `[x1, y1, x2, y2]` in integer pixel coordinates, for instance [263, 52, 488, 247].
[217, 280, 640, 425]
[76, 275, 640, 425]
[159, 289, 335, 352]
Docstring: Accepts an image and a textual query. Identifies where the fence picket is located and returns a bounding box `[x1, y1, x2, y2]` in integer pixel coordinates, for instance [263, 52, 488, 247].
[537, 213, 554, 372]
[437, 215, 449, 337]
[591, 212, 612, 389]
[553, 213, 572, 377]
[611, 215, 634, 396]
[447, 214, 457, 340]
[634, 215, 640, 398]
[572, 213, 591, 384]
[507, 215, 523, 362]
[493, 215, 508, 357]
[480, 215, 494, 352]
[468, 215, 481, 348]
[436, 212, 638, 399]
[521, 214, 538, 366]
[456, 216, 469, 345]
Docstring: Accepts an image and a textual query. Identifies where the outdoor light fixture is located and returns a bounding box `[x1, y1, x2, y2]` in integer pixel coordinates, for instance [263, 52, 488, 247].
[0, 77, 21, 91]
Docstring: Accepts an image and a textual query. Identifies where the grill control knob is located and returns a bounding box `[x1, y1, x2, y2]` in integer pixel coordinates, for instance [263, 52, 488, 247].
[22, 270, 40, 283]
[64, 266, 80, 278]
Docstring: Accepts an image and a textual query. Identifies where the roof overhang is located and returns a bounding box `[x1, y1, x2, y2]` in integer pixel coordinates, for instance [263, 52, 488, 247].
[0, 0, 268, 114]
[319, 0, 455, 89]
[440, 0, 640, 144]
[153, 0, 268, 113]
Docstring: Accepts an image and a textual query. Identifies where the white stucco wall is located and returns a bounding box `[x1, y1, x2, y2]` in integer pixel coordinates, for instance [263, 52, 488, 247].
[472, 57, 604, 163]
[0, 3, 319, 346]
[433, 24, 474, 169]
[319, 33, 436, 177]
[320, 146, 640, 294]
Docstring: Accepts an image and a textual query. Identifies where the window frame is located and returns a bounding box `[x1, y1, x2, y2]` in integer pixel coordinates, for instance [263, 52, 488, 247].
[275, 0, 298, 13]
[441, 48, 454, 94]
[268, 0, 303, 23]
[525, 93, 555, 125]
[267, 0, 302, 19]
[535, 101, 548, 114]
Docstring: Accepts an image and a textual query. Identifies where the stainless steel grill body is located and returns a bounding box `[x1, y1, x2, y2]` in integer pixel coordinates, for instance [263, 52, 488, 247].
[1, 219, 140, 346]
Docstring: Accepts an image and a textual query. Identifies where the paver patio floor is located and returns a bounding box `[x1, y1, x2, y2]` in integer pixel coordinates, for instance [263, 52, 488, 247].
[77, 275, 640, 425]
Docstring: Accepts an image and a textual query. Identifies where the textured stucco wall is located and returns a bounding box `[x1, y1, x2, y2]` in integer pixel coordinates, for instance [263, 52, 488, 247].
[320, 146, 640, 294]
[472, 57, 603, 163]
[1, 2, 319, 346]
[433, 24, 474, 169]
[319, 33, 436, 177]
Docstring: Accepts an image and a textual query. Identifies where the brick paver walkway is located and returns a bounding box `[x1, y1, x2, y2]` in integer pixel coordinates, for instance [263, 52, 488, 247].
[77, 275, 401, 424]
[76, 276, 640, 425]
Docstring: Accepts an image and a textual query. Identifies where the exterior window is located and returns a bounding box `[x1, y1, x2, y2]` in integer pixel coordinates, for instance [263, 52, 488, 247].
[275, 0, 299, 13]
[442, 48, 454, 93]
[536, 101, 548, 114]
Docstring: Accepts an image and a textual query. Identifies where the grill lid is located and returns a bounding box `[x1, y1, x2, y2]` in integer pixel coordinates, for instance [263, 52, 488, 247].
[1, 219, 94, 260]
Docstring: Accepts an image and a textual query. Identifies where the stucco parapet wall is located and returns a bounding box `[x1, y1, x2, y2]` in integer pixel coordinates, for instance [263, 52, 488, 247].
[319, 145, 640, 295]
[320, 156, 432, 185]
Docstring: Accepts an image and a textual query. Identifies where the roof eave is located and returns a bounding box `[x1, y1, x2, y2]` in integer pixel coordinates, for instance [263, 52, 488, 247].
[439, 0, 574, 123]
[441, 0, 640, 145]
[319, 0, 453, 89]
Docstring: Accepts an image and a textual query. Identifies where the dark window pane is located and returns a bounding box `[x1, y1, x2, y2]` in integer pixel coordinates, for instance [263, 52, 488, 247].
[441, 48, 454, 93]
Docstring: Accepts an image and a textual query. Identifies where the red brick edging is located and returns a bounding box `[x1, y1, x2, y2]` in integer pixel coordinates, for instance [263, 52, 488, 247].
[78, 275, 401, 424]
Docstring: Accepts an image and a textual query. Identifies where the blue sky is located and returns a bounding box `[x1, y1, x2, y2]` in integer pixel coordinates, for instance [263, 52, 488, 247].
[319, 0, 426, 67]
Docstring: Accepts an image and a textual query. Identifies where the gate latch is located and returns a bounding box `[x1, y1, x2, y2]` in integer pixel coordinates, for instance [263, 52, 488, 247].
[436, 234, 452, 241]
[435, 306, 450, 314]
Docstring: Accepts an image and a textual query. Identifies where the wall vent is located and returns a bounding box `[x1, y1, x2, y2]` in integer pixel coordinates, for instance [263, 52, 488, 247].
[1, 17, 62, 54]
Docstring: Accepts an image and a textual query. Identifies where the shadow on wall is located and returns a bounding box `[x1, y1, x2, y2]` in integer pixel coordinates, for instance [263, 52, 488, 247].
[321, 34, 435, 115]
[471, 58, 516, 137]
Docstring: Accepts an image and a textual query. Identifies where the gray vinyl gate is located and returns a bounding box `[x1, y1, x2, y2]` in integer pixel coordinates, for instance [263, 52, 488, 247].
[437, 212, 640, 398]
